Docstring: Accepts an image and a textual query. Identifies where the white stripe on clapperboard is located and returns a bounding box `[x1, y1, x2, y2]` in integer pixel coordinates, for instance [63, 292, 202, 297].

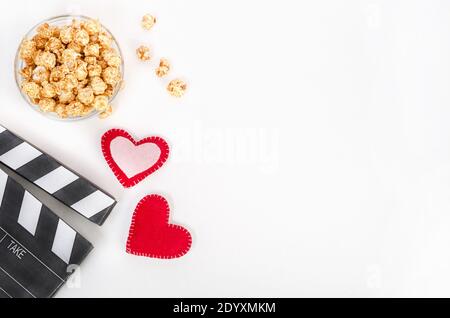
[35, 166, 78, 194]
[0, 171, 7, 207]
[0, 126, 5, 134]
[18, 192, 41, 236]
[0, 143, 42, 170]
[0, 170, 76, 264]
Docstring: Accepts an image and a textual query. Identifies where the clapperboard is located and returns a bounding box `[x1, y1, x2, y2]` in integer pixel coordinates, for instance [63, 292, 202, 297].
[0, 125, 117, 298]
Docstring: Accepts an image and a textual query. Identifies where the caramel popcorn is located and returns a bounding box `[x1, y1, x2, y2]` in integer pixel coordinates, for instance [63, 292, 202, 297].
[93, 95, 109, 112]
[99, 105, 113, 119]
[102, 66, 121, 85]
[167, 79, 187, 97]
[18, 18, 121, 119]
[38, 98, 56, 112]
[77, 87, 94, 105]
[41, 81, 57, 98]
[136, 45, 151, 61]
[91, 76, 107, 95]
[156, 58, 170, 77]
[22, 81, 41, 99]
[141, 14, 156, 30]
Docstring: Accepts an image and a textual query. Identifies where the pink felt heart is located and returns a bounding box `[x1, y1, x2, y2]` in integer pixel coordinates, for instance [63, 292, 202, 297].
[102, 129, 170, 188]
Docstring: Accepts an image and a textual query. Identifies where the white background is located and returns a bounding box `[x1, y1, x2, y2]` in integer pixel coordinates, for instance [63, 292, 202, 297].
[1, 0, 450, 297]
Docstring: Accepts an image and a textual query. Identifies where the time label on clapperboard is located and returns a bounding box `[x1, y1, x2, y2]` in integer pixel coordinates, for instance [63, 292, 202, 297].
[0, 125, 119, 298]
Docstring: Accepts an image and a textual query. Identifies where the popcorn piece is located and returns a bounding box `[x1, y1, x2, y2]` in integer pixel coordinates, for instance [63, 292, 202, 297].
[98, 33, 112, 48]
[32, 66, 50, 83]
[37, 23, 53, 39]
[34, 51, 56, 69]
[33, 35, 47, 50]
[77, 87, 95, 105]
[91, 76, 107, 95]
[82, 106, 95, 116]
[74, 29, 90, 46]
[93, 95, 109, 112]
[167, 79, 187, 97]
[75, 61, 88, 81]
[102, 48, 121, 67]
[99, 105, 113, 119]
[55, 104, 68, 118]
[84, 43, 100, 57]
[59, 26, 73, 44]
[102, 66, 121, 85]
[45, 37, 62, 52]
[20, 66, 33, 80]
[136, 45, 151, 61]
[41, 81, 57, 98]
[83, 19, 102, 35]
[88, 63, 102, 77]
[38, 98, 56, 112]
[141, 14, 156, 30]
[66, 101, 85, 117]
[22, 81, 41, 99]
[58, 89, 75, 104]
[156, 58, 170, 77]
[19, 40, 36, 60]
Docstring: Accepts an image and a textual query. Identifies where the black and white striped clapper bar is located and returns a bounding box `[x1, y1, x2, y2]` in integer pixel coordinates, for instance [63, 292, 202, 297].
[0, 168, 93, 298]
[0, 125, 116, 225]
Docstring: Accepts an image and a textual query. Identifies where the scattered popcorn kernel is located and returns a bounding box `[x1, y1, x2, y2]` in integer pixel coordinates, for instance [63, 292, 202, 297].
[136, 45, 151, 61]
[167, 79, 187, 97]
[141, 14, 156, 30]
[156, 58, 170, 77]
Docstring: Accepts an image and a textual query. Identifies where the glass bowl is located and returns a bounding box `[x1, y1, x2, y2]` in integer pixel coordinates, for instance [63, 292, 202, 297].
[14, 15, 124, 121]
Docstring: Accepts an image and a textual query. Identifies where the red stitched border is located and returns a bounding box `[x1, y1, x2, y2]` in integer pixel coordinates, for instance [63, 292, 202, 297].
[126, 194, 193, 259]
[101, 129, 170, 188]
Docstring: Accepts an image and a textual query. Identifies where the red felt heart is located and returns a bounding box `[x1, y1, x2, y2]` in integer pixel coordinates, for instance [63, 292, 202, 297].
[126, 194, 192, 259]
[101, 129, 169, 188]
